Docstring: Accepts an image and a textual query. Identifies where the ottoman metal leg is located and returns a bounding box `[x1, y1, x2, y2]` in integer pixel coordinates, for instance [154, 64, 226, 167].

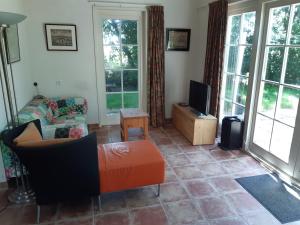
[156, 184, 160, 197]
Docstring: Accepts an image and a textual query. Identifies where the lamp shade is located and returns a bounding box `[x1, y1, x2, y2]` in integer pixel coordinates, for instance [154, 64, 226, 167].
[0, 12, 26, 26]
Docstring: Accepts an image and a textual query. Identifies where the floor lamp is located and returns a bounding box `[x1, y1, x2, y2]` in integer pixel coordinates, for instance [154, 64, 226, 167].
[0, 12, 35, 203]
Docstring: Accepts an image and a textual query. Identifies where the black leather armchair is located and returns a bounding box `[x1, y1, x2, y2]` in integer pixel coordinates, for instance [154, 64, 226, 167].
[2, 120, 100, 222]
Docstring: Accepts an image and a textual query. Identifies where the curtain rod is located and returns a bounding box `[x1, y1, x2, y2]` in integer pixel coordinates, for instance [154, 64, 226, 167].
[88, 0, 162, 6]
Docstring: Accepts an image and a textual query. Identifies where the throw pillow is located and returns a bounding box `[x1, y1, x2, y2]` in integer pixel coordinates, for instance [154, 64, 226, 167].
[14, 122, 42, 145]
[17, 138, 76, 147]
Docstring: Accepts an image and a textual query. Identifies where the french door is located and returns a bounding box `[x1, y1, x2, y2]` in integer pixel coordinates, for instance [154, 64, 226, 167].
[250, 0, 300, 177]
[93, 9, 144, 125]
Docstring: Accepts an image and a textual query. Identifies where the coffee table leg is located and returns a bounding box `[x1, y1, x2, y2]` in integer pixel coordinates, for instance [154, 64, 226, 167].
[144, 117, 149, 139]
[124, 122, 128, 141]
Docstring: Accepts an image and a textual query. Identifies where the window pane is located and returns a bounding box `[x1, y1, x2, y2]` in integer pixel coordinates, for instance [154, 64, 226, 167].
[235, 76, 248, 106]
[258, 82, 279, 118]
[268, 6, 290, 45]
[103, 19, 120, 45]
[122, 46, 138, 69]
[290, 5, 300, 44]
[241, 12, 256, 44]
[276, 87, 300, 126]
[227, 46, 238, 73]
[124, 93, 139, 108]
[234, 104, 245, 117]
[270, 122, 293, 163]
[264, 47, 284, 82]
[123, 70, 138, 91]
[104, 45, 121, 69]
[223, 101, 233, 116]
[121, 20, 137, 45]
[253, 114, 273, 150]
[239, 46, 252, 76]
[225, 75, 235, 100]
[229, 15, 241, 45]
[285, 48, 300, 86]
[105, 70, 121, 92]
[106, 94, 122, 111]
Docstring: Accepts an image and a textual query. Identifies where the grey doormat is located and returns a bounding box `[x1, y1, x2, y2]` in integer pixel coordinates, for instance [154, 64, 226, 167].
[236, 173, 300, 224]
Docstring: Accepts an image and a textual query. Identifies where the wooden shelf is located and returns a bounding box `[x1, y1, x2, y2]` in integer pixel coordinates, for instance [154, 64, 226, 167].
[172, 104, 217, 145]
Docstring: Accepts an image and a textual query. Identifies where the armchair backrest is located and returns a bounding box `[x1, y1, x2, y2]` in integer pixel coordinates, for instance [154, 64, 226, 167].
[1, 120, 100, 205]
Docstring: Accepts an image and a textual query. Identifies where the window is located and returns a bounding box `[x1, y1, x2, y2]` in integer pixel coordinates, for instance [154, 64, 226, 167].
[220, 11, 256, 119]
[253, 3, 300, 162]
[103, 19, 139, 113]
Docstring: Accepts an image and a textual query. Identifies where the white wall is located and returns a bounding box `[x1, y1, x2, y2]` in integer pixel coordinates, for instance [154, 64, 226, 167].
[25, 0, 202, 121]
[0, 0, 35, 182]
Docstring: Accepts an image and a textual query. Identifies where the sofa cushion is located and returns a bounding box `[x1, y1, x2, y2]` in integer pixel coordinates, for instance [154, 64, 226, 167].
[14, 122, 42, 145]
[42, 123, 88, 140]
[17, 138, 76, 147]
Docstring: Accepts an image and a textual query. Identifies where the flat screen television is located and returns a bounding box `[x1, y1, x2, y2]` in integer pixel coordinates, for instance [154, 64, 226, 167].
[189, 80, 211, 116]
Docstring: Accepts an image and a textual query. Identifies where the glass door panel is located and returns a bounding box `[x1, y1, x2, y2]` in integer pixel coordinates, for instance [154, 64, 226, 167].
[251, 2, 300, 175]
[93, 9, 143, 125]
[103, 19, 139, 114]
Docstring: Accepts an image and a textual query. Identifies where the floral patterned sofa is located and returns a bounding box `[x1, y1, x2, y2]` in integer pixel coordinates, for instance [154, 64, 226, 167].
[1, 96, 89, 179]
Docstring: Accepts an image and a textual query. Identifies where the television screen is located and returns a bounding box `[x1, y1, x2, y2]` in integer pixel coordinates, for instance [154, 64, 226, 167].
[189, 80, 211, 116]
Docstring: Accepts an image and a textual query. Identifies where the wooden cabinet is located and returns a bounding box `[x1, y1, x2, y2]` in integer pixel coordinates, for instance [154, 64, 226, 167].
[172, 104, 217, 145]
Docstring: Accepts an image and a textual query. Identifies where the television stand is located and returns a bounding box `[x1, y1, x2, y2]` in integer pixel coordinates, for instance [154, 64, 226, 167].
[172, 104, 217, 145]
[190, 109, 205, 117]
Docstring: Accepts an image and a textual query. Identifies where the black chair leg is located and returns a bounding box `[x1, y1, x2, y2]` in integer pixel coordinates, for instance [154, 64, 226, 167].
[36, 205, 40, 224]
[98, 195, 101, 211]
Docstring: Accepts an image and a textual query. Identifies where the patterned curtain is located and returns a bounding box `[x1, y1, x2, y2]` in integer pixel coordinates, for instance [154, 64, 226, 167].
[147, 6, 165, 128]
[203, 0, 228, 119]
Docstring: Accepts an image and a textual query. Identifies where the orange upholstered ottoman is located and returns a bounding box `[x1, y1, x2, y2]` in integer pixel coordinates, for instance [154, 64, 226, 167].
[98, 140, 165, 194]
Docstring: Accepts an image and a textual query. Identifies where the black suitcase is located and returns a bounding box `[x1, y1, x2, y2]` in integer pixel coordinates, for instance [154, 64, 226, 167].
[219, 116, 244, 150]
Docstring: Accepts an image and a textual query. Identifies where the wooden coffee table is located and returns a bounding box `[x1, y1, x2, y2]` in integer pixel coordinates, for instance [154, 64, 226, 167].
[120, 109, 149, 141]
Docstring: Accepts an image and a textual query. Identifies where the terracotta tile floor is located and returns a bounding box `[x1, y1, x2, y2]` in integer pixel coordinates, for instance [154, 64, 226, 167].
[0, 124, 299, 225]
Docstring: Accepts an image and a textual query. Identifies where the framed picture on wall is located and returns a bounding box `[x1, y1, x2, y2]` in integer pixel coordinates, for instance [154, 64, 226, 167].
[166, 28, 191, 51]
[45, 24, 78, 51]
[5, 24, 21, 63]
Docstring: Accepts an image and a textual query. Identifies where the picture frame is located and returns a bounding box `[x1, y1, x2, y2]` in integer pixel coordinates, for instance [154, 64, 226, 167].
[166, 28, 191, 51]
[5, 24, 21, 63]
[44, 24, 78, 51]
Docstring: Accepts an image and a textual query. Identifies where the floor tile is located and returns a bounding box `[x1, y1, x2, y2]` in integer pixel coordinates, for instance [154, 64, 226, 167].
[242, 210, 281, 225]
[159, 182, 189, 202]
[100, 192, 127, 213]
[179, 144, 202, 153]
[210, 217, 247, 225]
[221, 160, 247, 173]
[0, 206, 22, 225]
[226, 192, 263, 214]
[125, 187, 159, 208]
[164, 167, 178, 183]
[186, 152, 213, 164]
[184, 180, 216, 198]
[95, 212, 130, 225]
[198, 163, 228, 177]
[131, 205, 168, 225]
[166, 154, 191, 167]
[56, 217, 93, 225]
[173, 165, 203, 180]
[198, 196, 236, 219]
[209, 149, 235, 161]
[159, 144, 182, 155]
[209, 176, 241, 193]
[164, 200, 203, 224]
[57, 200, 92, 220]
